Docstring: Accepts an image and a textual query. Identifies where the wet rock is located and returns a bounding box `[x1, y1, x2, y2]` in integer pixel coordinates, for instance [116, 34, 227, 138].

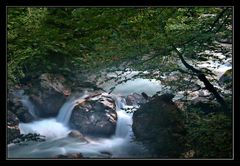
[12, 133, 46, 144]
[7, 111, 20, 144]
[55, 153, 84, 159]
[9, 100, 34, 123]
[8, 90, 35, 123]
[68, 130, 88, 142]
[132, 94, 186, 158]
[14, 106, 34, 123]
[70, 95, 117, 137]
[126, 93, 147, 106]
[39, 73, 71, 96]
[29, 73, 71, 117]
[100, 151, 112, 156]
[30, 92, 66, 117]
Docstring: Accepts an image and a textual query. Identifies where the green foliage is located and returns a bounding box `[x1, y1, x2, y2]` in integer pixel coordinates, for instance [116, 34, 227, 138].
[185, 108, 232, 158]
[7, 7, 232, 86]
[8, 8, 48, 83]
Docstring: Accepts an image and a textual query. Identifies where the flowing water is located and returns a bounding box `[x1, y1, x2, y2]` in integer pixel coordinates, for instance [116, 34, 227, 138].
[8, 51, 231, 158]
[56, 92, 89, 125]
[13, 90, 38, 119]
[8, 91, 150, 158]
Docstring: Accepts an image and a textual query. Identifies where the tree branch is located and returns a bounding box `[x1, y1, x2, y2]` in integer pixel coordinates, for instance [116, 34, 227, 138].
[171, 44, 226, 109]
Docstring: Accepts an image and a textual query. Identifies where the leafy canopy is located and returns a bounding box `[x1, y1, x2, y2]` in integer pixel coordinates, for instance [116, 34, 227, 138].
[7, 7, 232, 85]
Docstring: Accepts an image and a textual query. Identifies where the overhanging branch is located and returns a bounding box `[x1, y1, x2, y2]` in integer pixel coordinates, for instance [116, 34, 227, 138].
[171, 44, 226, 108]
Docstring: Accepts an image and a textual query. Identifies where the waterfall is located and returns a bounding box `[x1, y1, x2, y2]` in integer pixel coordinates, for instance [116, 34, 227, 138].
[110, 95, 135, 138]
[56, 92, 89, 125]
[20, 96, 38, 119]
[110, 94, 126, 110]
[56, 99, 77, 125]
[101, 94, 137, 138]
[13, 90, 38, 119]
[18, 92, 90, 139]
[9, 92, 149, 158]
[115, 110, 133, 138]
[56, 92, 135, 138]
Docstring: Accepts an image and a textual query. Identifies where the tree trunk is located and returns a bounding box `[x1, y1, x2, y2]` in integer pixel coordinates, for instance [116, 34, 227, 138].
[172, 45, 227, 109]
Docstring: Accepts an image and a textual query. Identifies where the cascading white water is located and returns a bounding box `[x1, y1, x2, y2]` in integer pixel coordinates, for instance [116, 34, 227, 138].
[20, 96, 38, 119]
[115, 110, 133, 138]
[56, 100, 77, 125]
[13, 90, 38, 119]
[56, 92, 89, 125]
[8, 92, 149, 158]
[112, 95, 135, 138]
[8, 56, 231, 158]
[19, 119, 70, 139]
[17, 92, 90, 140]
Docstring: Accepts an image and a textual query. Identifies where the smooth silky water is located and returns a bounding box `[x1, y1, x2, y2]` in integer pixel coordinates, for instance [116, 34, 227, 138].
[8, 89, 155, 158]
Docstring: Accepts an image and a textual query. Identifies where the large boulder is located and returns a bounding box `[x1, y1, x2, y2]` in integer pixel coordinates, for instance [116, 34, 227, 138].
[7, 111, 21, 144]
[70, 95, 117, 137]
[125, 93, 147, 106]
[132, 94, 186, 158]
[29, 73, 71, 117]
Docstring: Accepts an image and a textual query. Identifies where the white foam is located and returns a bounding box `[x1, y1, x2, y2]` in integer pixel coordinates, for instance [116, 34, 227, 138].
[19, 118, 70, 139]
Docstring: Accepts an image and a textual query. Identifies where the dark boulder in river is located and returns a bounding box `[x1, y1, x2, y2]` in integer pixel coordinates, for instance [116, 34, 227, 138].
[70, 94, 117, 137]
[132, 93, 186, 158]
